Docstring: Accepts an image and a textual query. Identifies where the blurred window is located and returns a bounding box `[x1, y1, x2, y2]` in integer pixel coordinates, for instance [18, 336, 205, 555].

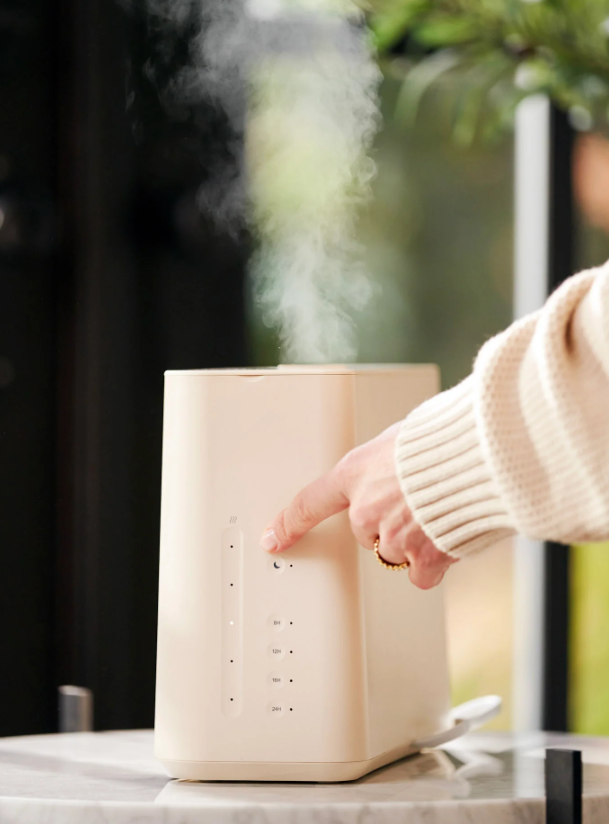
[569, 131, 609, 735]
[362, 75, 514, 729]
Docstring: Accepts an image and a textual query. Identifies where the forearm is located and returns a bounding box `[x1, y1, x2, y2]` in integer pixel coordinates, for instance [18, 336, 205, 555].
[396, 262, 609, 557]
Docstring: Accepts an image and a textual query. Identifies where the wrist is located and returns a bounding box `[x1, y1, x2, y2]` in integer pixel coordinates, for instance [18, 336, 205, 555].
[394, 376, 515, 558]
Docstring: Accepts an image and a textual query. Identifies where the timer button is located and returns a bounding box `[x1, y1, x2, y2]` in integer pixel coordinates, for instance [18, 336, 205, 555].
[268, 614, 285, 632]
[267, 702, 284, 718]
[268, 644, 285, 661]
[268, 672, 284, 689]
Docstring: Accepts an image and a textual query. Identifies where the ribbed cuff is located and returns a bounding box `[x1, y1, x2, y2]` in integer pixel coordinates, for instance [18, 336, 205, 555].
[395, 376, 515, 558]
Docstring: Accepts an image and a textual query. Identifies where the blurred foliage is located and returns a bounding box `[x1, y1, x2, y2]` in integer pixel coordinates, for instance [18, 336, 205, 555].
[368, 0, 609, 144]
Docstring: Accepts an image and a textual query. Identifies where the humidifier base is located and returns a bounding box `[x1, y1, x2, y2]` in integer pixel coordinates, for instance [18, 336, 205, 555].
[159, 744, 419, 783]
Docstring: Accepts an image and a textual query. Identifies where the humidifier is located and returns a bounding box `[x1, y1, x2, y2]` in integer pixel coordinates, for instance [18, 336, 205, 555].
[155, 365, 500, 782]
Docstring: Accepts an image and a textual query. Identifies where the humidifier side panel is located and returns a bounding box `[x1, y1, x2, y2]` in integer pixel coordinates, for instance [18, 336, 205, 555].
[156, 373, 368, 766]
[155, 374, 218, 760]
[354, 367, 452, 757]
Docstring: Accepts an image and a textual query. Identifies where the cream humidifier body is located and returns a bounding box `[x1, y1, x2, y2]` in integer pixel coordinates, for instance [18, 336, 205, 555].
[155, 365, 454, 782]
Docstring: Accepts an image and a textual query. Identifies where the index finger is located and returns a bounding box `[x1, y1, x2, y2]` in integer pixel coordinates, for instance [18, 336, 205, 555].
[260, 466, 349, 553]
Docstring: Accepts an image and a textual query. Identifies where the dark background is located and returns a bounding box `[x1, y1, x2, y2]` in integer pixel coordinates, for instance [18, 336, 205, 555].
[0, 0, 598, 740]
[0, 0, 248, 735]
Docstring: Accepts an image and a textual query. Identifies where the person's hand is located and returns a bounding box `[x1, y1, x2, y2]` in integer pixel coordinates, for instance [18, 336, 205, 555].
[259, 423, 458, 589]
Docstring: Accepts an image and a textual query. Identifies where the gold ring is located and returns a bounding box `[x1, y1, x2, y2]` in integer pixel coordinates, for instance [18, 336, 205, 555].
[374, 537, 410, 571]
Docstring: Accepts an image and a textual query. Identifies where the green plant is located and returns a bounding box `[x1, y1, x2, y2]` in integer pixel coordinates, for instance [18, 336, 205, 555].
[368, 0, 609, 142]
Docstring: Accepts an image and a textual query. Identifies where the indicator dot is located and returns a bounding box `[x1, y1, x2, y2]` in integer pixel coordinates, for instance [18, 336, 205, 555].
[290, 679, 293, 682]
[229, 621, 234, 625]
[230, 698, 234, 701]
[290, 708, 293, 711]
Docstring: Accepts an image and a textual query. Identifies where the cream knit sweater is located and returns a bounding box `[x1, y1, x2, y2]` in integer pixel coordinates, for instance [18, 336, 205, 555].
[395, 262, 609, 559]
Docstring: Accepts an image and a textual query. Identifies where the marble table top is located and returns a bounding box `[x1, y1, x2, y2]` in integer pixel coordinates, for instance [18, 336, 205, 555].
[1, 729, 609, 823]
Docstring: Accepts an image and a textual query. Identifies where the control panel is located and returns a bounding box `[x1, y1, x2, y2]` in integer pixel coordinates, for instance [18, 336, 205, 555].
[221, 527, 298, 721]
[265, 555, 295, 720]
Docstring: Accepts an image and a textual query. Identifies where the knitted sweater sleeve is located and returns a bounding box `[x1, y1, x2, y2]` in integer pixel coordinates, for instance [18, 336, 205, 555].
[395, 262, 609, 558]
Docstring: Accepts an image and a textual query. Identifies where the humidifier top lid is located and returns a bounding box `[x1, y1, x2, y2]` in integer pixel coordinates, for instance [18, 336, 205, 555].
[164, 364, 437, 377]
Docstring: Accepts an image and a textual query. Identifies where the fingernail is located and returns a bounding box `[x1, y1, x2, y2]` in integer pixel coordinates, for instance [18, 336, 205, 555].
[261, 529, 279, 552]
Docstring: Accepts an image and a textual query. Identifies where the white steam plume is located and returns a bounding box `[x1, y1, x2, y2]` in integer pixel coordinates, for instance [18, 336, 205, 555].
[144, 0, 381, 363]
